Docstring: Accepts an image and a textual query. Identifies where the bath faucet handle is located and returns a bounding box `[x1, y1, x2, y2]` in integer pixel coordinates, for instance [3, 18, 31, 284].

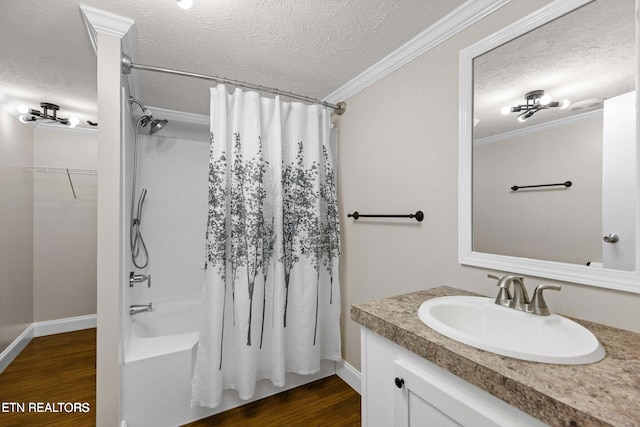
[488, 274, 513, 306]
[530, 284, 561, 316]
[130, 272, 151, 288]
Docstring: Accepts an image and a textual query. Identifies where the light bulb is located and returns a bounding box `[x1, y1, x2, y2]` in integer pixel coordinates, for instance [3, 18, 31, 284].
[539, 94, 552, 106]
[559, 99, 570, 109]
[69, 117, 80, 126]
[176, 0, 193, 9]
[501, 106, 511, 115]
[18, 114, 29, 123]
[17, 105, 29, 114]
[517, 115, 527, 123]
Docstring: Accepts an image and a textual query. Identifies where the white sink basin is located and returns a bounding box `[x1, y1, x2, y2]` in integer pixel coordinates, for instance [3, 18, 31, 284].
[418, 296, 605, 365]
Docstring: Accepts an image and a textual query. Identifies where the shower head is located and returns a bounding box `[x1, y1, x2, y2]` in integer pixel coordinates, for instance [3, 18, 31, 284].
[148, 117, 169, 135]
[129, 96, 169, 135]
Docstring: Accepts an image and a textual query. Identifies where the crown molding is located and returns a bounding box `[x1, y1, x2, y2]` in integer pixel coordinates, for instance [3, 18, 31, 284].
[79, 5, 141, 105]
[79, 5, 135, 54]
[323, 0, 511, 104]
[474, 109, 603, 146]
[35, 122, 98, 136]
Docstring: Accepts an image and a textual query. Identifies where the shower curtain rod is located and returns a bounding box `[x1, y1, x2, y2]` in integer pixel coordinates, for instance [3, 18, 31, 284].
[121, 55, 346, 115]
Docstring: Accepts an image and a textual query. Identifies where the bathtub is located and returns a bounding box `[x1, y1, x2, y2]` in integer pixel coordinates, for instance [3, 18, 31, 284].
[125, 295, 200, 364]
[122, 295, 335, 427]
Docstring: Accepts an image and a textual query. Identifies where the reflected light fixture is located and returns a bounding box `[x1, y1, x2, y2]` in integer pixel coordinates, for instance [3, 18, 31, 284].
[501, 90, 570, 123]
[18, 102, 80, 128]
[176, 0, 193, 9]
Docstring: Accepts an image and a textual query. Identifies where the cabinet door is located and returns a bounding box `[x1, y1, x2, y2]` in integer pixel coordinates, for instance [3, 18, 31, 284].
[362, 329, 546, 427]
[393, 359, 545, 427]
[394, 363, 461, 425]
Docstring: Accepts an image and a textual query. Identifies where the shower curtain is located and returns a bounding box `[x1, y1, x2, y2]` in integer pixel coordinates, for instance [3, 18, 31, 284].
[192, 85, 341, 408]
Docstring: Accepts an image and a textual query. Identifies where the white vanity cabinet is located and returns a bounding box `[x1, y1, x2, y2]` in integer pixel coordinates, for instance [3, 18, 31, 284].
[360, 328, 547, 427]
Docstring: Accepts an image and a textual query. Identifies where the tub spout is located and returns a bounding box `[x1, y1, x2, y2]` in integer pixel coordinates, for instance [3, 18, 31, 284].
[130, 303, 152, 315]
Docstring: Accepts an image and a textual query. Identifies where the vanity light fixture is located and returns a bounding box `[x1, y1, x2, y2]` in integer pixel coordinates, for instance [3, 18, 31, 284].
[18, 102, 80, 128]
[501, 90, 570, 122]
[176, 0, 193, 9]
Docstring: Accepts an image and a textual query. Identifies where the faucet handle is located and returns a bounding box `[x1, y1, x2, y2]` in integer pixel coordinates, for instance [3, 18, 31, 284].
[531, 284, 561, 316]
[488, 274, 512, 306]
[130, 272, 152, 288]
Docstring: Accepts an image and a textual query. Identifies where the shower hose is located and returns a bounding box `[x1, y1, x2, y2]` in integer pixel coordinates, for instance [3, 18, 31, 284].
[130, 116, 150, 269]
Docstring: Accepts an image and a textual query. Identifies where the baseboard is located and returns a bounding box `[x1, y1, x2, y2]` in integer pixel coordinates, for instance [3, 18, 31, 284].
[0, 315, 97, 374]
[33, 314, 97, 337]
[0, 324, 34, 375]
[336, 359, 362, 395]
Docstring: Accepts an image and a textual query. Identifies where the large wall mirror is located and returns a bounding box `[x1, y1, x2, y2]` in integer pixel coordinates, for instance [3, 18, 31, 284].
[459, 0, 640, 293]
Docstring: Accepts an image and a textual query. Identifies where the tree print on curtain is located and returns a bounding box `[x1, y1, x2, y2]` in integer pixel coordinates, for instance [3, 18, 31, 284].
[320, 144, 339, 304]
[229, 132, 268, 346]
[281, 141, 320, 328]
[192, 85, 341, 409]
[204, 131, 227, 370]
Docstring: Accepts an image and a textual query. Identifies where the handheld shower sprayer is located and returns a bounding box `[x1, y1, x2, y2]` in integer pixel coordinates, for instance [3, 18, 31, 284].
[128, 96, 169, 269]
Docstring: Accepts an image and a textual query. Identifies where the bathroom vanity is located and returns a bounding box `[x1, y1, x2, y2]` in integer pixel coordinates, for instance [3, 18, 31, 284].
[351, 287, 640, 426]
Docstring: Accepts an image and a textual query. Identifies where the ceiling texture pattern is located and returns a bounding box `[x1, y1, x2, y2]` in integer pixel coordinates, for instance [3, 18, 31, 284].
[0, 0, 466, 127]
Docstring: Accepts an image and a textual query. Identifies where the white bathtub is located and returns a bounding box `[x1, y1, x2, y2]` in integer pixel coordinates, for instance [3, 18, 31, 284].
[123, 295, 335, 427]
[125, 295, 200, 364]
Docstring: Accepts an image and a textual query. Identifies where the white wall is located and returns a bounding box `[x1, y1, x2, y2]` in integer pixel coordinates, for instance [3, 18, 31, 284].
[473, 114, 602, 265]
[32, 127, 97, 322]
[335, 0, 640, 371]
[0, 108, 33, 354]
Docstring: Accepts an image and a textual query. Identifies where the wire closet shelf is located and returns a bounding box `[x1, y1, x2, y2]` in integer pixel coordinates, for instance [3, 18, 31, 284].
[25, 167, 98, 199]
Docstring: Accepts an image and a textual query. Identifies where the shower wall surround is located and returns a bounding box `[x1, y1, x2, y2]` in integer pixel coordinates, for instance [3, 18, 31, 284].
[128, 121, 210, 306]
[335, 0, 640, 372]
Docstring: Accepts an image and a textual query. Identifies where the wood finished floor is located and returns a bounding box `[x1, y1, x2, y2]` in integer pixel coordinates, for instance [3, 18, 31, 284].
[0, 328, 360, 426]
[185, 375, 361, 427]
[0, 328, 96, 426]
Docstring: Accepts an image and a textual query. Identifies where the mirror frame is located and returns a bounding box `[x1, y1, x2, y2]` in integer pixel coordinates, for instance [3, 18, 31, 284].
[458, 0, 640, 293]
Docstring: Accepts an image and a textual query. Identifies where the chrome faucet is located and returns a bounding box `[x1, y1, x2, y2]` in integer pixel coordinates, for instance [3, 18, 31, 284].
[130, 271, 151, 288]
[130, 303, 152, 315]
[488, 274, 561, 316]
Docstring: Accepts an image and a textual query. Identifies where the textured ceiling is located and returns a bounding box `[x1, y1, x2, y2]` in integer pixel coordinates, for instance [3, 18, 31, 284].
[473, 0, 636, 139]
[0, 0, 466, 127]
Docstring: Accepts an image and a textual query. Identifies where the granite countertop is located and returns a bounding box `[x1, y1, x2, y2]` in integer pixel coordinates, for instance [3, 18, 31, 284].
[351, 286, 640, 427]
